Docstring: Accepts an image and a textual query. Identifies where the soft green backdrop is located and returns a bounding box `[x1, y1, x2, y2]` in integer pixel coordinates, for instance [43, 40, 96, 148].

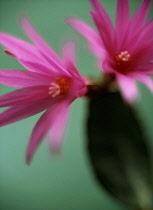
[0, 0, 153, 209]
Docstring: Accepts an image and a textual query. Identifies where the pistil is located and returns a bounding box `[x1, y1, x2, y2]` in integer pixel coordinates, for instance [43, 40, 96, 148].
[49, 77, 70, 97]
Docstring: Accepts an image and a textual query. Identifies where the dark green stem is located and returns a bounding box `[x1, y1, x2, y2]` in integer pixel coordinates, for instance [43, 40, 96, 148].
[85, 73, 116, 98]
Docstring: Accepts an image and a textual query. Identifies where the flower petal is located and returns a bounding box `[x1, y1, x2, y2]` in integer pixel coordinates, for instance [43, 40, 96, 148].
[61, 41, 81, 78]
[0, 98, 54, 127]
[134, 63, 153, 75]
[127, 0, 152, 39]
[0, 69, 52, 88]
[18, 59, 60, 76]
[133, 73, 153, 93]
[117, 74, 138, 103]
[0, 32, 43, 62]
[89, 0, 114, 50]
[62, 41, 76, 67]
[115, 0, 130, 52]
[38, 52, 70, 75]
[49, 100, 70, 153]
[0, 86, 50, 107]
[132, 18, 153, 51]
[131, 0, 151, 27]
[66, 17, 103, 57]
[26, 100, 66, 164]
[116, 0, 130, 33]
[132, 49, 153, 66]
[20, 16, 62, 65]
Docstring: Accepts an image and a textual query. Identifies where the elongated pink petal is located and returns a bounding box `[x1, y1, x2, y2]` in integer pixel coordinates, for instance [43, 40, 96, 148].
[0, 32, 43, 62]
[90, 11, 113, 53]
[131, 0, 151, 27]
[0, 30, 67, 75]
[18, 59, 60, 76]
[132, 50, 153, 66]
[66, 17, 103, 57]
[0, 69, 52, 88]
[141, 18, 153, 42]
[62, 41, 76, 67]
[61, 41, 81, 78]
[116, 0, 130, 33]
[26, 100, 66, 164]
[49, 100, 70, 153]
[117, 74, 138, 103]
[90, 0, 114, 34]
[0, 98, 54, 127]
[89, 0, 114, 50]
[3, 49, 58, 75]
[38, 51, 70, 76]
[65, 61, 81, 80]
[134, 63, 153, 75]
[131, 19, 153, 51]
[127, 0, 151, 39]
[132, 73, 153, 93]
[0, 86, 50, 107]
[4, 49, 17, 58]
[20, 16, 62, 65]
[76, 86, 88, 98]
[102, 58, 116, 73]
[115, 0, 130, 52]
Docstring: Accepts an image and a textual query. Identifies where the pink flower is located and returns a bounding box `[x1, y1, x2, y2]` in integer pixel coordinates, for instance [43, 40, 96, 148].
[0, 17, 87, 164]
[67, 0, 153, 102]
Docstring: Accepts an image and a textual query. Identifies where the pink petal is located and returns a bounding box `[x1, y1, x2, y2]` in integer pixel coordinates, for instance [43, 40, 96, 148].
[20, 16, 62, 65]
[0, 31, 67, 76]
[3, 48, 58, 75]
[18, 59, 60, 76]
[117, 74, 138, 103]
[132, 49, 153, 66]
[131, 0, 151, 27]
[49, 100, 70, 153]
[132, 19, 153, 51]
[134, 63, 153, 75]
[66, 17, 103, 57]
[3, 48, 63, 76]
[115, 0, 130, 52]
[0, 32, 43, 63]
[0, 69, 52, 88]
[128, 0, 151, 38]
[61, 41, 81, 78]
[132, 73, 153, 93]
[141, 18, 153, 42]
[90, 11, 113, 53]
[131, 19, 153, 53]
[89, 0, 114, 50]
[0, 86, 50, 107]
[0, 98, 54, 127]
[4, 49, 17, 58]
[116, 0, 130, 33]
[62, 41, 76, 67]
[75, 86, 87, 98]
[38, 52, 69, 76]
[26, 100, 67, 164]
[66, 62, 82, 80]
[102, 58, 116, 74]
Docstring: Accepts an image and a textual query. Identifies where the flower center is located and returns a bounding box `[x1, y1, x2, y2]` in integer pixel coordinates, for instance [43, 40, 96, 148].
[115, 51, 131, 70]
[49, 77, 70, 97]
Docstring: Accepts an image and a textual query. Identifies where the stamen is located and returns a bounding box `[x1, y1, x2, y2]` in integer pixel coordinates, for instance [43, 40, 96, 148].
[115, 51, 131, 68]
[48, 77, 70, 97]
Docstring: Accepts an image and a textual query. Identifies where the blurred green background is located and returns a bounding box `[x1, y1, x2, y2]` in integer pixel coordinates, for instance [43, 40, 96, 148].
[0, 0, 153, 209]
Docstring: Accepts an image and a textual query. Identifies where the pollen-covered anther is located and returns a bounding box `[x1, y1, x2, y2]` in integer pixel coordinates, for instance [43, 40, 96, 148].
[115, 51, 131, 67]
[48, 77, 70, 97]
